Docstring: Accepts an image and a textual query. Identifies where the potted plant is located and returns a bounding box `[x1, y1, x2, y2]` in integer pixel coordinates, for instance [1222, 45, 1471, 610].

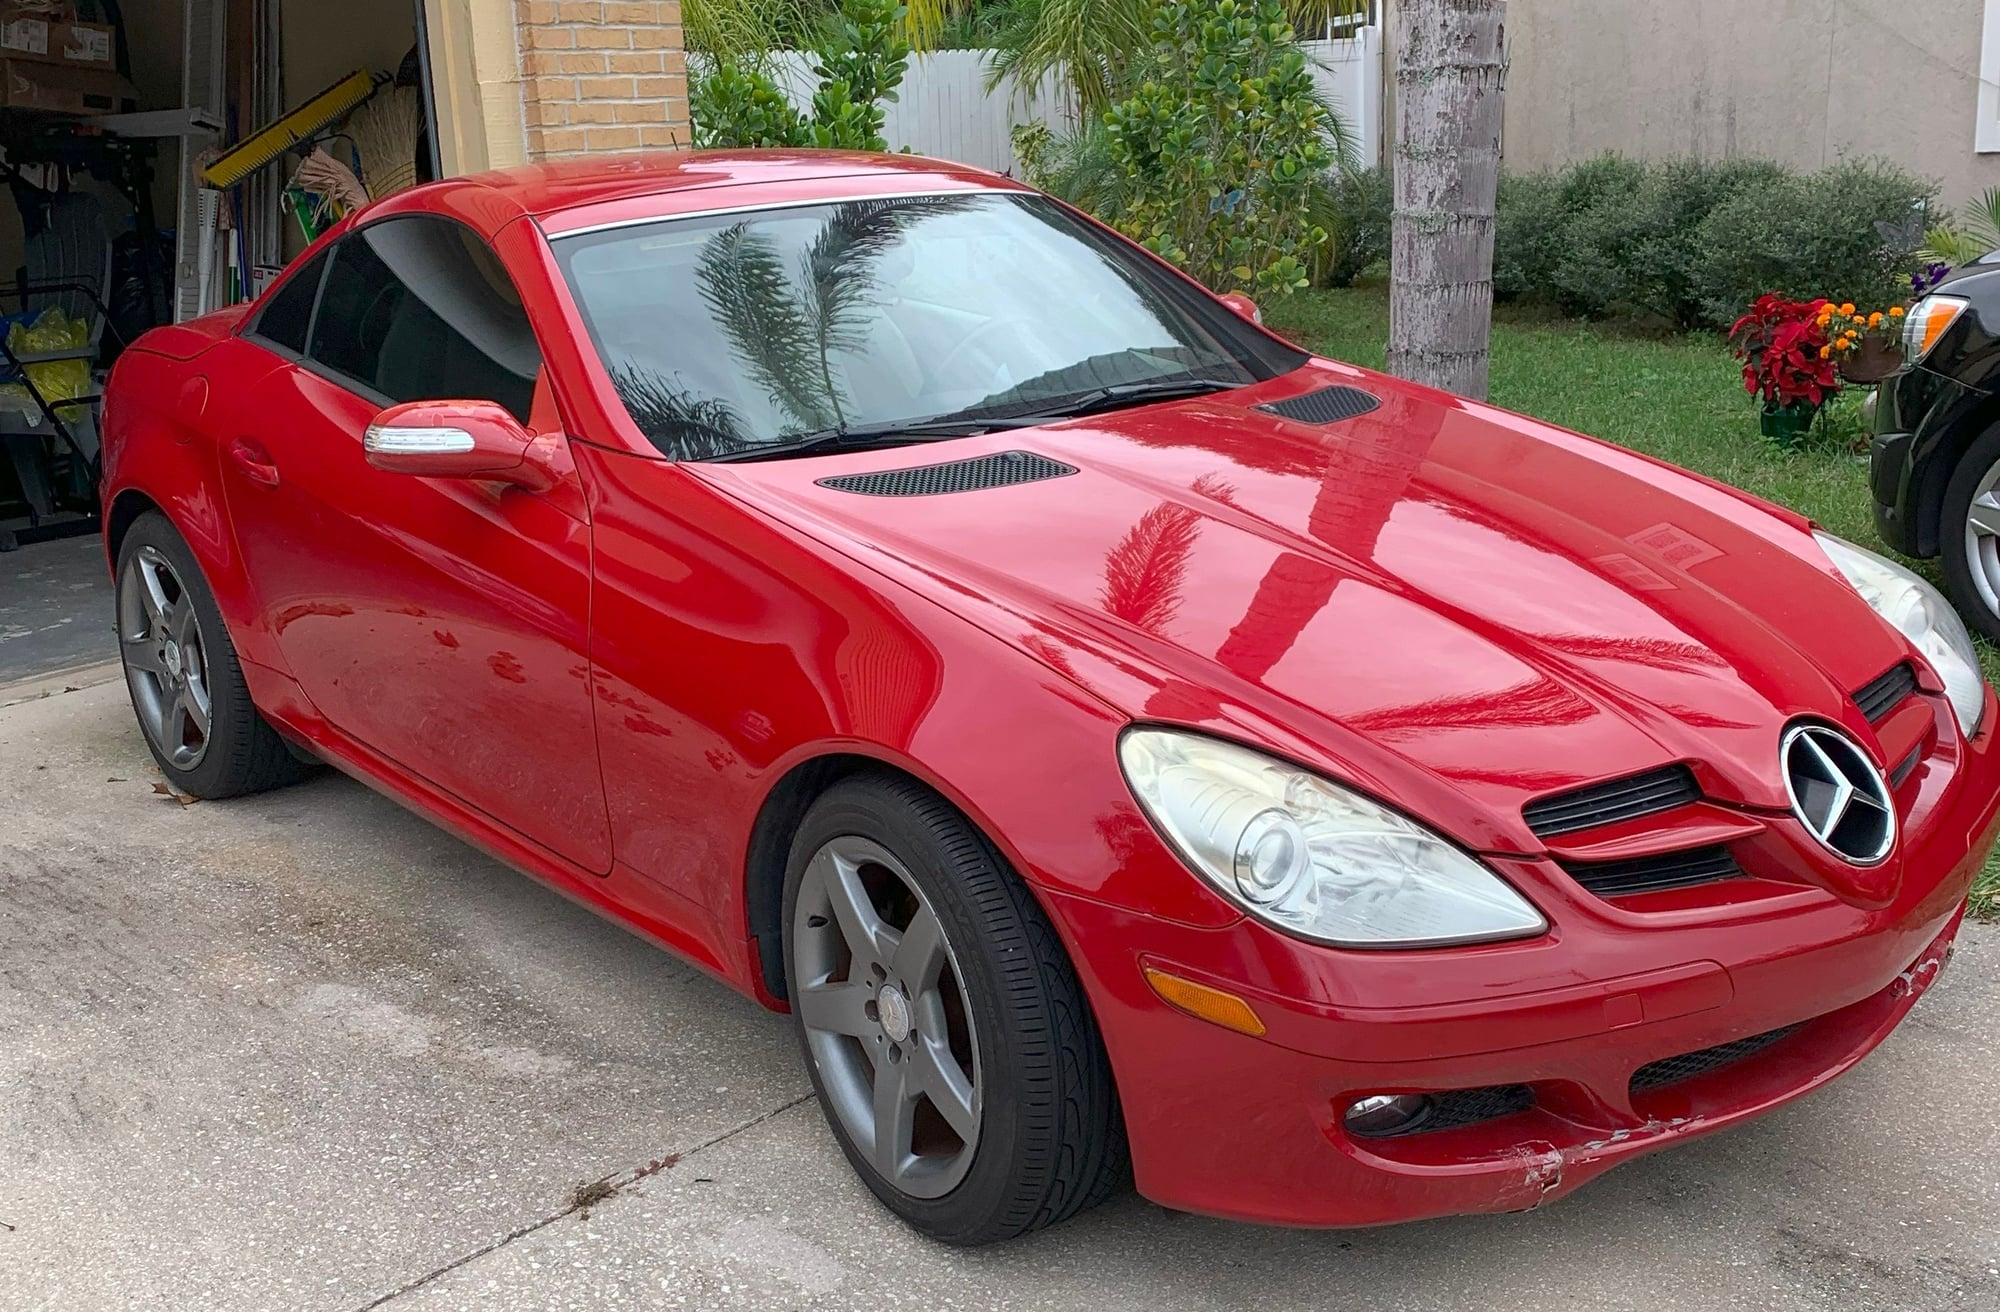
[1729, 294, 1841, 448]
[1819, 301, 1906, 384]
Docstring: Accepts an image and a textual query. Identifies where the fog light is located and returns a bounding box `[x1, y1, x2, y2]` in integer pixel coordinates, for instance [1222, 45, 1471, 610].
[1344, 1093, 1433, 1138]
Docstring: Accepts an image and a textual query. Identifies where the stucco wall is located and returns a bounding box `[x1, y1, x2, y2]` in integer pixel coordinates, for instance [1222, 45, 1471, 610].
[1495, 0, 2000, 207]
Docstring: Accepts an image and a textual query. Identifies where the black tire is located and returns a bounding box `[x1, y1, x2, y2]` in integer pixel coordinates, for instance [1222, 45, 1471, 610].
[115, 511, 314, 798]
[1940, 423, 2000, 642]
[782, 774, 1126, 1245]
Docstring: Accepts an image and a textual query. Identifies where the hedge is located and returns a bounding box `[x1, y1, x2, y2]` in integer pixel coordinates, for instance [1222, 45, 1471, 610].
[1326, 154, 1936, 330]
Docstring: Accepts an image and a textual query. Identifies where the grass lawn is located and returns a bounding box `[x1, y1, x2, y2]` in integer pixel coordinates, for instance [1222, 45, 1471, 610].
[1264, 282, 1999, 919]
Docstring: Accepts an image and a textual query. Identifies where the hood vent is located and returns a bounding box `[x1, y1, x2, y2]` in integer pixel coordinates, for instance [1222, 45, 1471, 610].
[1521, 764, 1701, 838]
[1256, 384, 1381, 425]
[1852, 662, 1916, 723]
[816, 450, 1077, 497]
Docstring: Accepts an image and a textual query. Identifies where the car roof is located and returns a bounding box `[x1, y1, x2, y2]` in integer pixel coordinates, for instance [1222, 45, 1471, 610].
[458, 149, 1026, 233]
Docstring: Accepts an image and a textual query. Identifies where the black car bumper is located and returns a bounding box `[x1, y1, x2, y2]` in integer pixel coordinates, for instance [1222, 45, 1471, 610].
[1869, 363, 1992, 558]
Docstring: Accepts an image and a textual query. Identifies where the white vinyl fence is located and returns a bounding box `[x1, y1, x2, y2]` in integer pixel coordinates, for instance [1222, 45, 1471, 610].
[741, 25, 1384, 176]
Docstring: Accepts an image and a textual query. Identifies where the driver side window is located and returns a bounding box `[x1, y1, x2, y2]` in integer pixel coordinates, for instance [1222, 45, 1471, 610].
[306, 216, 542, 424]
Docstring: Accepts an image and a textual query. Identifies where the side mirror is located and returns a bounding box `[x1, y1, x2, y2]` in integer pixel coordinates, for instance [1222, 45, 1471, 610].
[364, 400, 548, 488]
[1217, 291, 1262, 324]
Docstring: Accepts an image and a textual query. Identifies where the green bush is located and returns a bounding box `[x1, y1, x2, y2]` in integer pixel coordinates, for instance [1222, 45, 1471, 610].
[1319, 166, 1390, 287]
[1691, 158, 1933, 325]
[1102, 0, 1329, 299]
[691, 0, 910, 150]
[1490, 154, 1932, 330]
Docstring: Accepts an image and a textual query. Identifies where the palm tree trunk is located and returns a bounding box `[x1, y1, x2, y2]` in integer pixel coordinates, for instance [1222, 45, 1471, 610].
[1385, 0, 1504, 400]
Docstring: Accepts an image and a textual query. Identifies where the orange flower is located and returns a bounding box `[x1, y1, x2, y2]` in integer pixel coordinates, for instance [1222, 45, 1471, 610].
[1890, 306, 1906, 317]
[1869, 312, 1884, 327]
[1840, 302, 1856, 315]
[1820, 345, 1832, 358]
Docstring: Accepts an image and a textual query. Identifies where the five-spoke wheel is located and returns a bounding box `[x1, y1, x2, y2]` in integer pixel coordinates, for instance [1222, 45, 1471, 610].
[119, 543, 214, 771]
[782, 775, 1125, 1245]
[114, 511, 312, 798]
[792, 834, 982, 1198]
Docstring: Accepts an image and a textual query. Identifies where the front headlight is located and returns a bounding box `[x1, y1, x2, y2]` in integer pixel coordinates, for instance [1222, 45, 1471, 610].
[1902, 294, 1969, 364]
[1117, 729, 1547, 948]
[1816, 531, 1986, 736]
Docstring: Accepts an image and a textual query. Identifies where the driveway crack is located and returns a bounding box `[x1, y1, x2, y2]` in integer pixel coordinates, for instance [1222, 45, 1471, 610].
[354, 1092, 814, 1310]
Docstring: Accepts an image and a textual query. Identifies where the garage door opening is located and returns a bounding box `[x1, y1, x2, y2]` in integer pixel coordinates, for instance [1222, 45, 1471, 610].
[0, 0, 433, 684]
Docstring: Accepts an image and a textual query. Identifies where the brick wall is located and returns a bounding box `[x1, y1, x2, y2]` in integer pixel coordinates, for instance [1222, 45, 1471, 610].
[514, 0, 690, 158]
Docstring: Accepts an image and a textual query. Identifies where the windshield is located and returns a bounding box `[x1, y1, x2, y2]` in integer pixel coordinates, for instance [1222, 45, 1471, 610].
[550, 192, 1302, 461]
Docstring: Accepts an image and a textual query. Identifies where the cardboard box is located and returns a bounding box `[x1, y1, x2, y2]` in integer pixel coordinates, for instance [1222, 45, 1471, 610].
[0, 7, 115, 68]
[0, 58, 131, 114]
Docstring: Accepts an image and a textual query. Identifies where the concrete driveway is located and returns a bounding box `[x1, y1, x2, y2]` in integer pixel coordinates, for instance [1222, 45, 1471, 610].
[2, 675, 1998, 1312]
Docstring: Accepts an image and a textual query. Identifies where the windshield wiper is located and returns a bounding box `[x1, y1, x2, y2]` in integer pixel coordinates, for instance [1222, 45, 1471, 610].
[979, 376, 1241, 424]
[703, 414, 1044, 464]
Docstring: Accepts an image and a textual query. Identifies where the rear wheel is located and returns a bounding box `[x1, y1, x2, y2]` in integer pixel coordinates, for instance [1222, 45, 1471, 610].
[782, 774, 1125, 1245]
[115, 512, 313, 798]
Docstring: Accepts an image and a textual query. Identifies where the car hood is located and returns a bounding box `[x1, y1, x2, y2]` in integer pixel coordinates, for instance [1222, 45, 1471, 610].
[691, 360, 1913, 855]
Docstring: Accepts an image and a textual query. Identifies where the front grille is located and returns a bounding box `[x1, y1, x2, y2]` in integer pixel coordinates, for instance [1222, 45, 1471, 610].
[816, 450, 1077, 497]
[1424, 1083, 1535, 1133]
[1853, 662, 1917, 723]
[1255, 384, 1381, 425]
[1562, 845, 1744, 898]
[1629, 1023, 1803, 1095]
[1522, 764, 1701, 838]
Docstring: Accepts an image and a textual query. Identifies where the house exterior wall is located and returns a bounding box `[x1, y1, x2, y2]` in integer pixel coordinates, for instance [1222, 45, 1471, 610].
[423, 0, 689, 176]
[1494, 0, 2000, 207]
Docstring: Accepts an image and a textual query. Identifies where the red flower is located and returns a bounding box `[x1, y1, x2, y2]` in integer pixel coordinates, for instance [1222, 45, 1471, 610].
[1729, 294, 1839, 409]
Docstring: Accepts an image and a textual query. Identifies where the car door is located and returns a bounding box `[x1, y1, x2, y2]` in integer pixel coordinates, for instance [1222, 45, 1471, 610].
[217, 214, 613, 873]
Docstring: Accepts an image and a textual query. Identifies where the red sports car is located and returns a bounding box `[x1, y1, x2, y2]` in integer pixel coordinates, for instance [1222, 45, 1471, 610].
[100, 151, 1999, 1245]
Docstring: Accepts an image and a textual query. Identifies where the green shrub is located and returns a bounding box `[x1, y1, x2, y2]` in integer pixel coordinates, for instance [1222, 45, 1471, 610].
[1320, 166, 1390, 287]
[1102, 0, 1329, 299]
[691, 0, 910, 150]
[1691, 158, 1933, 325]
[1490, 154, 1933, 330]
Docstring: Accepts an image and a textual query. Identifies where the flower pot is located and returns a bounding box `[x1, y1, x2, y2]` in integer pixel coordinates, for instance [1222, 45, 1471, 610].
[1838, 339, 1904, 385]
[1760, 401, 1820, 448]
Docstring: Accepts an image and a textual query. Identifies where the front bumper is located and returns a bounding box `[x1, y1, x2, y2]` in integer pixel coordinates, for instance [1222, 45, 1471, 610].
[1869, 363, 1990, 558]
[1050, 707, 2000, 1228]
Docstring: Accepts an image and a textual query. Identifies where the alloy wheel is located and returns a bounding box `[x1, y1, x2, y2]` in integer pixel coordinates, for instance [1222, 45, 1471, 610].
[118, 545, 213, 770]
[1963, 462, 2000, 620]
[791, 834, 982, 1198]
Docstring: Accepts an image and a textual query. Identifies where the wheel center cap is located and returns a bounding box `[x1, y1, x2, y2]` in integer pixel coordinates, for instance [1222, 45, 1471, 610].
[877, 984, 913, 1043]
[163, 642, 183, 678]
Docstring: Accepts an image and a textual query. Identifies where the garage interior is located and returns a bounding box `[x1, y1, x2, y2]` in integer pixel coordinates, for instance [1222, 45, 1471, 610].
[0, 0, 432, 682]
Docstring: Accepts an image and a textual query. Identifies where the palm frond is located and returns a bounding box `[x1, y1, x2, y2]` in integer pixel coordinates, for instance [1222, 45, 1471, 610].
[694, 221, 840, 432]
[683, 0, 818, 60]
[898, 0, 970, 51]
[800, 196, 973, 362]
[1283, 0, 1368, 40]
[984, 0, 1147, 115]
[608, 363, 748, 460]
[1919, 188, 2000, 267]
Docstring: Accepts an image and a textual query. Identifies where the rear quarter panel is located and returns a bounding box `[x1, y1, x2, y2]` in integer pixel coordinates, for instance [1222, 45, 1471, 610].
[102, 329, 287, 670]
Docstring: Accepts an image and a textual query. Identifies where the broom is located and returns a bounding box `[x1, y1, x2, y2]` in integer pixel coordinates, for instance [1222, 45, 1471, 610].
[347, 86, 424, 201]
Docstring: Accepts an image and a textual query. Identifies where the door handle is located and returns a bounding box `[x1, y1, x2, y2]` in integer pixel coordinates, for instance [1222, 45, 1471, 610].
[228, 437, 280, 489]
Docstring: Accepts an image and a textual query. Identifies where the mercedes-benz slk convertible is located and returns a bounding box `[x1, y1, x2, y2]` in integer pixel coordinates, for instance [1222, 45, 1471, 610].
[100, 151, 1999, 1245]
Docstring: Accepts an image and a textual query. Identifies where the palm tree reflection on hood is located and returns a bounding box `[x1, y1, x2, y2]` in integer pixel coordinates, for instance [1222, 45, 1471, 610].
[609, 195, 979, 459]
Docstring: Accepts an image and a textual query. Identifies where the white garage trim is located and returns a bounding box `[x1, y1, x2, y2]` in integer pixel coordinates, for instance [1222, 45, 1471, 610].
[1982, 0, 2000, 152]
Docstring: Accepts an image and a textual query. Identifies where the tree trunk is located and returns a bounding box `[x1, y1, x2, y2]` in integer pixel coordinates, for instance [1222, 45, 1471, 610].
[1386, 0, 1504, 401]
